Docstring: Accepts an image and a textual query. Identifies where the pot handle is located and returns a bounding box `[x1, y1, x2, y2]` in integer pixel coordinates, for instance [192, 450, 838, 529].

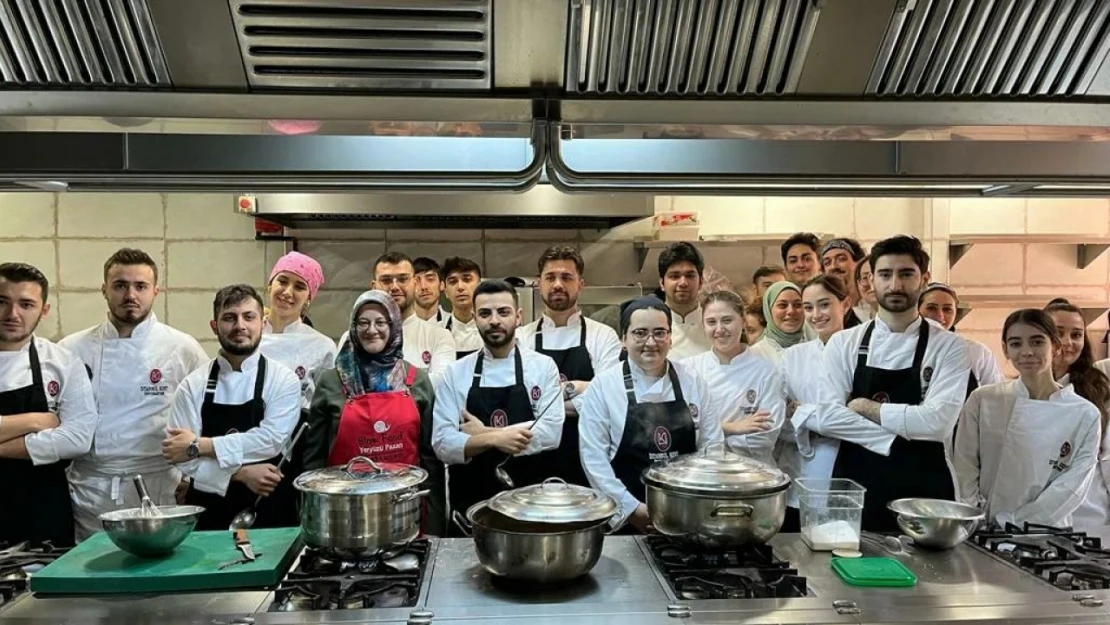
[393, 489, 430, 504]
[711, 504, 754, 518]
[540, 477, 569, 489]
[452, 510, 473, 537]
[344, 456, 384, 479]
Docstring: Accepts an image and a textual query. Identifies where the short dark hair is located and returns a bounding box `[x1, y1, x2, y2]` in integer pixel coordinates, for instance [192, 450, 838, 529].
[780, 232, 821, 264]
[870, 235, 930, 273]
[412, 256, 442, 279]
[373, 251, 413, 278]
[103, 248, 159, 284]
[537, 245, 584, 276]
[752, 265, 786, 284]
[472, 279, 518, 306]
[619, 296, 672, 336]
[0, 262, 49, 302]
[212, 284, 264, 319]
[658, 242, 704, 279]
[442, 256, 482, 280]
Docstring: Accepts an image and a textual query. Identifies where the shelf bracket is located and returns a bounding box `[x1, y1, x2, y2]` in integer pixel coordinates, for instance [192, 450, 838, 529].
[948, 243, 974, 267]
[634, 243, 650, 273]
[1077, 244, 1110, 270]
[954, 307, 972, 326]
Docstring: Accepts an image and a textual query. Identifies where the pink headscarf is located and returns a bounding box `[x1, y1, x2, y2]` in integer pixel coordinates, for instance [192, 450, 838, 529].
[269, 251, 325, 300]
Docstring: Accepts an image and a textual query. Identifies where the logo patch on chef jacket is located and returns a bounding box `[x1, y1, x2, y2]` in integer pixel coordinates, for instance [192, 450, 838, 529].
[490, 409, 508, 428]
[47, 380, 59, 397]
[421, 351, 431, 365]
[295, 365, 306, 379]
[374, 420, 390, 434]
[923, 366, 934, 383]
[149, 368, 163, 384]
[654, 426, 672, 452]
[746, 389, 757, 403]
[1061, 441, 1073, 458]
[872, 392, 890, 403]
[531, 385, 542, 401]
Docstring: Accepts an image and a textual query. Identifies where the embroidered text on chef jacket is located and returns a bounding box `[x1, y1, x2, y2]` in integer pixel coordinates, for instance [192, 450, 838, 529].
[801, 317, 970, 449]
[963, 336, 1005, 387]
[444, 314, 482, 355]
[668, 306, 711, 360]
[578, 359, 725, 526]
[778, 339, 841, 507]
[681, 348, 784, 465]
[516, 312, 622, 389]
[954, 380, 1100, 527]
[260, 319, 336, 411]
[0, 337, 98, 464]
[168, 351, 301, 496]
[402, 314, 456, 386]
[431, 345, 565, 466]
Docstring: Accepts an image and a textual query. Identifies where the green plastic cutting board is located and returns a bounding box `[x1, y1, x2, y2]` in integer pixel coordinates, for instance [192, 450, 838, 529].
[831, 557, 918, 587]
[30, 527, 303, 595]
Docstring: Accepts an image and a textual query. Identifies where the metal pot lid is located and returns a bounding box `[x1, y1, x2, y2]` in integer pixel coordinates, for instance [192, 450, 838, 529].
[642, 447, 790, 497]
[487, 478, 617, 523]
[294, 456, 426, 495]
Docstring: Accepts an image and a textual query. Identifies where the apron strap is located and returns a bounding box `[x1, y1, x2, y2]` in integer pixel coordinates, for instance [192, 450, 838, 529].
[911, 318, 930, 397]
[513, 347, 524, 385]
[622, 359, 638, 404]
[853, 321, 877, 396]
[471, 350, 484, 388]
[404, 363, 417, 387]
[471, 347, 526, 388]
[253, 356, 267, 402]
[665, 361, 686, 404]
[579, 316, 588, 346]
[535, 321, 545, 351]
[203, 359, 220, 407]
[28, 339, 47, 406]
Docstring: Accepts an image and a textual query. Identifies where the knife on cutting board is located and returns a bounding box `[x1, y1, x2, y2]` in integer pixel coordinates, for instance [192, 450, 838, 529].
[233, 528, 256, 561]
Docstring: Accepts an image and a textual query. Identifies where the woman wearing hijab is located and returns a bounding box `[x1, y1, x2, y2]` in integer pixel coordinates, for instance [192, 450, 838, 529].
[304, 290, 446, 535]
[749, 281, 806, 365]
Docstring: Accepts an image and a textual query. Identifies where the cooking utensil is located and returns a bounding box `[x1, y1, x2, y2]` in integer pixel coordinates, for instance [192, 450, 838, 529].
[493, 390, 563, 488]
[643, 446, 790, 547]
[861, 531, 914, 555]
[98, 505, 204, 558]
[886, 498, 985, 550]
[233, 528, 255, 561]
[230, 422, 310, 530]
[294, 456, 428, 560]
[218, 553, 264, 570]
[133, 474, 162, 518]
[456, 478, 617, 582]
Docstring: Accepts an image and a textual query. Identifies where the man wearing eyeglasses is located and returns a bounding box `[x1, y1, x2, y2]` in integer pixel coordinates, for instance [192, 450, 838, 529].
[371, 252, 456, 387]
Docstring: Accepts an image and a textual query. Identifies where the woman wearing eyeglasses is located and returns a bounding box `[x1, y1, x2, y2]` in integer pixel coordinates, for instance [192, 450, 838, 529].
[578, 297, 725, 533]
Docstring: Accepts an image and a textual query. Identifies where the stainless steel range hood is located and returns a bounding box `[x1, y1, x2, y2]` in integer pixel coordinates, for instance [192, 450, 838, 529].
[3, 0, 1110, 202]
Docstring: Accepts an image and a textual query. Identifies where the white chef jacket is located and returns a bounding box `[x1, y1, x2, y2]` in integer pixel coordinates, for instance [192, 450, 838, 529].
[668, 306, 711, 360]
[1065, 370, 1110, 530]
[168, 350, 301, 496]
[260, 319, 336, 411]
[800, 316, 970, 453]
[778, 339, 841, 507]
[749, 338, 787, 366]
[431, 344, 565, 466]
[445, 314, 482, 354]
[681, 348, 784, 465]
[0, 336, 98, 465]
[402, 314, 456, 386]
[578, 359, 726, 527]
[426, 306, 452, 328]
[954, 380, 1100, 527]
[516, 311, 623, 386]
[963, 336, 1004, 387]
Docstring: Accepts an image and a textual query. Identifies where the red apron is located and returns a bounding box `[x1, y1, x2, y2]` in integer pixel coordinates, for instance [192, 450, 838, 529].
[329, 366, 420, 467]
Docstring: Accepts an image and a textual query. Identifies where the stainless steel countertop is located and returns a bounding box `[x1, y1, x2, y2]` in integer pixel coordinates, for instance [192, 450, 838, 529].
[3, 534, 1110, 624]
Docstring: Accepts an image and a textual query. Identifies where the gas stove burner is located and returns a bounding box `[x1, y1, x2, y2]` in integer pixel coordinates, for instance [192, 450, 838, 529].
[972, 523, 1110, 591]
[0, 541, 69, 607]
[643, 535, 807, 599]
[270, 539, 429, 612]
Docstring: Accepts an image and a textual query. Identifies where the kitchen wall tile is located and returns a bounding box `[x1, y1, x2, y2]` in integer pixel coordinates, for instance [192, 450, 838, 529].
[955, 286, 1025, 297]
[1025, 243, 1109, 286]
[59, 240, 166, 288]
[580, 242, 642, 287]
[486, 242, 577, 279]
[164, 291, 218, 339]
[294, 240, 382, 290]
[484, 229, 578, 241]
[948, 198, 1025, 235]
[764, 197, 855, 235]
[57, 292, 169, 338]
[305, 289, 364, 340]
[199, 340, 221, 358]
[948, 243, 1023, 286]
[58, 193, 164, 239]
[701, 245, 766, 289]
[955, 307, 1014, 331]
[1026, 198, 1110, 236]
[386, 241, 484, 271]
[166, 194, 256, 240]
[38, 295, 60, 342]
[165, 241, 266, 289]
[1024, 285, 1108, 302]
[671, 196, 764, 237]
[386, 229, 484, 242]
[0, 193, 55, 238]
[854, 198, 926, 240]
[958, 330, 1009, 376]
[0, 240, 57, 283]
[288, 228, 385, 241]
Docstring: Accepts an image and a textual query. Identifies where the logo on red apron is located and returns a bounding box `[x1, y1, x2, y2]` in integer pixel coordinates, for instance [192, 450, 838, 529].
[872, 392, 890, 403]
[491, 409, 508, 428]
[149, 368, 162, 384]
[295, 365, 306, 379]
[653, 426, 671, 451]
[1061, 441, 1072, 458]
[923, 366, 934, 383]
[531, 385, 541, 401]
[47, 380, 59, 397]
[422, 351, 431, 365]
[745, 389, 757, 403]
[374, 420, 390, 434]
[688, 403, 699, 419]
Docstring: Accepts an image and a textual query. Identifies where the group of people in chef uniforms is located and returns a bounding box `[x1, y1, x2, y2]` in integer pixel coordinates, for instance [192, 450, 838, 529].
[1, 230, 1108, 546]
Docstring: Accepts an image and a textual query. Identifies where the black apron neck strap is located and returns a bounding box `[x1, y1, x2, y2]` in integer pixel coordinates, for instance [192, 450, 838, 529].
[535, 321, 545, 351]
[253, 355, 267, 402]
[471, 347, 524, 388]
[856, 321, 876, 370]
[666, 361, 686, 404]
[27, 339, 44, 390]
[535, 316, 588, 351]
[204, 355, 267, 405]
[623, 359, 683, 405]
[911, 317, 930, 369]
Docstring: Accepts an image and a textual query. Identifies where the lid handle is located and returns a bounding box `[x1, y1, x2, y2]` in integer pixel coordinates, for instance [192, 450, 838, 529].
[540, 477, 569, 489]
[344, 455, 384, 479]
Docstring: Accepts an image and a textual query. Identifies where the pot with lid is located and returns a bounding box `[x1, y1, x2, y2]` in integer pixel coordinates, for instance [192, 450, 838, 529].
[643, 447, 790, 547]
[457, 478, 617, 582]
[294, 456, 428, 559]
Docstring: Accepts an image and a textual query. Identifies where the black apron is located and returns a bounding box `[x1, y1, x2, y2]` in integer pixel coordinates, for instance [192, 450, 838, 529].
[184, 356, 299, 530]
[530, 320, 594, 486]
[611, 360, 698, 504]
[447, 349, 538, 535]
[446, 316, 479, 360]
[832, 320, 955, 532]
[0, 341, 74, 547]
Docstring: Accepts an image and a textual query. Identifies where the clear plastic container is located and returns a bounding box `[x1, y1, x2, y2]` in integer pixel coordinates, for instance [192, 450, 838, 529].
[795, 478, 866, 551]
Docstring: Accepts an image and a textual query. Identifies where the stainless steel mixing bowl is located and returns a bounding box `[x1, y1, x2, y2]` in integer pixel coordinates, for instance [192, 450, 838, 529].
[887, 498, 985, 549]
[98, 505, 204, 558]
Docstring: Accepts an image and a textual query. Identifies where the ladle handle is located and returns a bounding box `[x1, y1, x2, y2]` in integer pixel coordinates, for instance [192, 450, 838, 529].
[252, 422, 311, 506]
[133, 474, 152, 502]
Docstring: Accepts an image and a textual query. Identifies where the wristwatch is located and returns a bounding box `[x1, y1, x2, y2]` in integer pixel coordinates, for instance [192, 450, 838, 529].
[186, 437, 200, 460]
[563, 381, 577, 399]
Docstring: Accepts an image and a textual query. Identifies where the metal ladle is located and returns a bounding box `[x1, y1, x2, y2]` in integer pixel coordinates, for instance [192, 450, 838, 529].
[494, 391, 563, 488]
[229, 422, 310, 530]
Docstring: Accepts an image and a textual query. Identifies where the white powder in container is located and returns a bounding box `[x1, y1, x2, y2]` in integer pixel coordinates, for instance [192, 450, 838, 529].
[802, 520, 860, 551]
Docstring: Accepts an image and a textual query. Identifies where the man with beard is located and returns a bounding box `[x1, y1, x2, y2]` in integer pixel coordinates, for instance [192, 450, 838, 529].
[412, 257, 450, 324]
[439, 257, 483, 358]
[516, 246, 621, 485]
[820, 237, 870, 327]
[163, 284, 300, 530]
[61, 248, 208, 541]
[781, 232, 822, 287]
[0, 263, 97, 546]
[658, 243, 711, 359]
[371, 252, 455, 386]
[431, 280, 564, 530]
[797, 236, 970, 531]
